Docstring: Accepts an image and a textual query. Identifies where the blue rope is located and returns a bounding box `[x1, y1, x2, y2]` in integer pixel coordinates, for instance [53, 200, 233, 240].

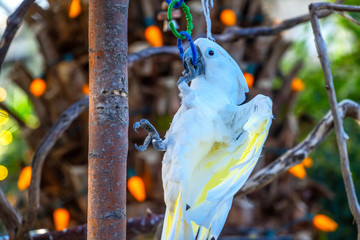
[165, 0, 184, 8]
[177, 39, 184, 59]
[177, 31, 197, 66]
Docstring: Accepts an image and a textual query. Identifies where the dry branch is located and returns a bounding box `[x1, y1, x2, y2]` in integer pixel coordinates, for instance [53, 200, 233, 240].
[213, 9, 336, 42]
[337, 11, 360, 26]
[0, 188, 21, 239]
[29, 224, 87, 240]
[15, 96, 89, 240]
[128, 46, 178, 67]
[1, 213, 164, 240]
[309, 2, 360, 238]
[0, 0, 35, 73]
[237, 99, 360, 198]
[127, 211, 164, 237]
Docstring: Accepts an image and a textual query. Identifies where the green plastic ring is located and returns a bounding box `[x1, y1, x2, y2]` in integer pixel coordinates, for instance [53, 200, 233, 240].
[167, 1, 193, 40]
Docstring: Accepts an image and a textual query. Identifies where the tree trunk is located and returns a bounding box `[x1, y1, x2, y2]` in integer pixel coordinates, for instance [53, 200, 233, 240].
[88, 0, 129, 239]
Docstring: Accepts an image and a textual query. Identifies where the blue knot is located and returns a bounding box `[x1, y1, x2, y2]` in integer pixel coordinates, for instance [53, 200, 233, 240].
[177, 31, 197, 66]
[165, 0, 184, 8]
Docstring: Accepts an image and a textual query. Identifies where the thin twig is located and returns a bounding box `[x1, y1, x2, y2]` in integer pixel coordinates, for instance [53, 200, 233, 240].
[336, 11, 360, 26]
[312, 2, 360, 12]
[213, 0, 344, 41]
[15, 96, 89, 240]
[237, 100, 360, 198]
[309, 3, 360, 238]
[128, 46, 178, 67]
[0, 188, 21, 239]
[213, 9, 335, 42]
[0, 0, 35, 73]
[127, 211, 164, 237]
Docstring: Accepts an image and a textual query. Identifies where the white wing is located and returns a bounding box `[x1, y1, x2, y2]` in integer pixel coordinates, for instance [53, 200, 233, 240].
[161, 94, 272, 239]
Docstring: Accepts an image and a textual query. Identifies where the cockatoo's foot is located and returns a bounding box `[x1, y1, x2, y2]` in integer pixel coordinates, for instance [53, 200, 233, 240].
[133, 119, 166, 151]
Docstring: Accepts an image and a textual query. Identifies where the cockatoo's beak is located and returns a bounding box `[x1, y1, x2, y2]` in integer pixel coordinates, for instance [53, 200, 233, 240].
[177, 45, 205, 85]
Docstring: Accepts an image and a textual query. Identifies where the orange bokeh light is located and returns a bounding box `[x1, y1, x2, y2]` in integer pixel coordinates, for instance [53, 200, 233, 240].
[53, 208, 70, 231]
[291, 78, 305, 92]
[244, 72, 254, 89]
[30, 78, 46, 98]
[18, 166, 32, 191]
[145, 25, 163, 47]
[220, 9, 237, 26]
[127, 176, 146, 202]
[82, 84, 89, 95]
[313, 214, 338, 232]
[302, 157, 313, 168]
[288, 164, 306, 179]
[69, 0, 82, 19]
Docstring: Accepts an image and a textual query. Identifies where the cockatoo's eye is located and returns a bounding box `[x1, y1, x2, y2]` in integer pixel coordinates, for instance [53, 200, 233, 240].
[205, 48, 216, 58]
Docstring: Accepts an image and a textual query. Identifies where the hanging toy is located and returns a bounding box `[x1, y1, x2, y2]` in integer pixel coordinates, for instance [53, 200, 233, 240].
[134, 1, 273, 239]
[166, 0, 197, 66]
[201, 0, 214, 40]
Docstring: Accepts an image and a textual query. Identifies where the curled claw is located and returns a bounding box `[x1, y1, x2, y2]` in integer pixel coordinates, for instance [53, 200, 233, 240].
[135, 143, 146, 151]
[133, 121, 141, 133]
[133, 119, 166, 151]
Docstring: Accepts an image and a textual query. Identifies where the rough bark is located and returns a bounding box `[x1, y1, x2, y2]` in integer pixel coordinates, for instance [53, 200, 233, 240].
[88, 0, 129, 239]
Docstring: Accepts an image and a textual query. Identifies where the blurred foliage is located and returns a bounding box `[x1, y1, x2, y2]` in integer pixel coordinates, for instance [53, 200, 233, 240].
[281, 3, 360, 238]
[0, 83, 33, 192]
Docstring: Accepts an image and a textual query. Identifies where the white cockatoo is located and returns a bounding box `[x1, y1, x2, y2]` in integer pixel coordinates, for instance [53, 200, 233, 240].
[134, 38, 273, 240]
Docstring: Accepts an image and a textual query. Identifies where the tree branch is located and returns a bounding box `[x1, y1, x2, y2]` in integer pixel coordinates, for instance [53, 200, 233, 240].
[1, 213, 164, 240]
[237, 100, 360, 198]
[0, 0, 35, 73]
[0, 188, 21, 239]
[0, 102, 26, 128]
[213, 8, 336, 42]
[309, 3, 360, 238]
[337, 11, 360, 26]
[15, 96, 89, 240]
[127, 211, 164, 238]
[128, 46, 178, 67]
